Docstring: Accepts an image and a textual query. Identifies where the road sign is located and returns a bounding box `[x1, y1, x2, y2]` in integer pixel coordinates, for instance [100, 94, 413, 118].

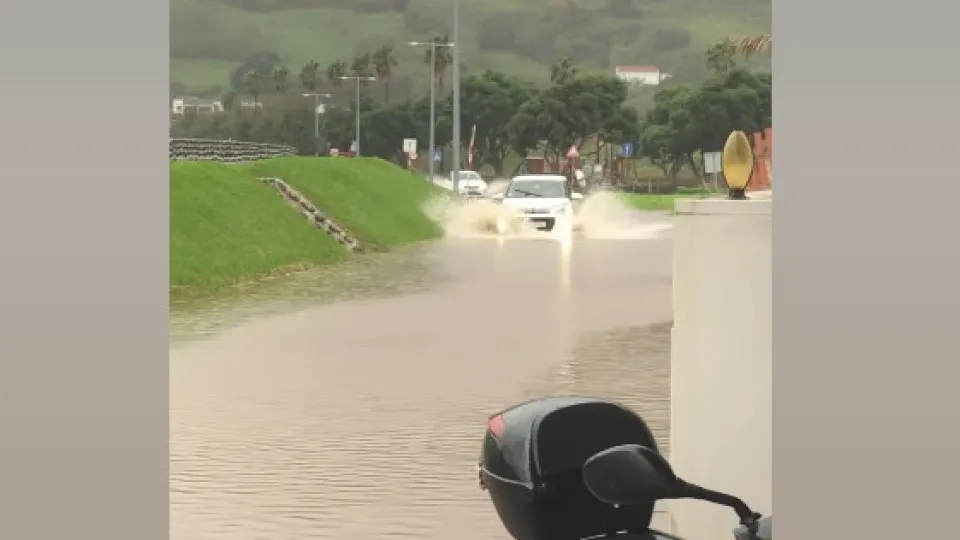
[566, 146, 579, 159]
[703, 151, 722, 174]
[403, 138, 418, 154]
[621, 142, 635, 158]
[432, 148, 443, 163]
[315, 104, 326, 115]
[349, 140, 358, 152]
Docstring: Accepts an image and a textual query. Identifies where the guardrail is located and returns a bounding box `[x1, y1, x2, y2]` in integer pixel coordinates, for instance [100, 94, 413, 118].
[170, 138, 297, 162]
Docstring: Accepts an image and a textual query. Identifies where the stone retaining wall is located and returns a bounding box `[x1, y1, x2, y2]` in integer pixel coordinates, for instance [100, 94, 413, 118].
[259, 177, 362, 252]
[170, 138, 297, 162]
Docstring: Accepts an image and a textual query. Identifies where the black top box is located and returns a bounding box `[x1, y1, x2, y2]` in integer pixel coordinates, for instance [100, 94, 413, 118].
[479, 396, 662, 540]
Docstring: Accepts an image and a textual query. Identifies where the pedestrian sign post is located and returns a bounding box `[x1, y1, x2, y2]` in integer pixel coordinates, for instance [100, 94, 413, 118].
[703, 151, 723, 191]
[402, 138, 418, 155]
[432, 148, 443, 163]
[621, 142, 635, 158]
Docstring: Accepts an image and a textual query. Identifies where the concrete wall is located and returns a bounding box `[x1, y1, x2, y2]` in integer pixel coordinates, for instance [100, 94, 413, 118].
[665, 194, 772, 540]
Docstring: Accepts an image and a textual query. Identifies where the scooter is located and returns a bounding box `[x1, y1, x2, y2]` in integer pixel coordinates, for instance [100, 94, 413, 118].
[582, 443, 772, 540]
[477, 396, 770, 540]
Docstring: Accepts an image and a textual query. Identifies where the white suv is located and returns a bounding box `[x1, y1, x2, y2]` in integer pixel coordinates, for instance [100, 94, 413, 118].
[492, 174, 583, 233]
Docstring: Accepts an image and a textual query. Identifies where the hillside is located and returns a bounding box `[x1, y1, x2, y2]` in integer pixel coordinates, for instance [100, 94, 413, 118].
[171, 157, 445, 297]
[170, 0, 770, 96]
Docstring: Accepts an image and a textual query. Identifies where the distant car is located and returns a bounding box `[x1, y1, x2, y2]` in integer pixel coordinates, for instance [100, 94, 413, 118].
[452, 170, 487, 196]
[492, 174, 583, 233]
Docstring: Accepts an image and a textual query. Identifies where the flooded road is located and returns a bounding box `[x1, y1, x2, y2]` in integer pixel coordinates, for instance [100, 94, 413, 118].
[171, 213, 674, 540]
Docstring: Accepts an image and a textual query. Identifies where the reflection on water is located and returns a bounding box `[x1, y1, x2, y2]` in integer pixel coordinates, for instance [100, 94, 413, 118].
[171, 222, 674, 540]
[170, 244, 449, 342]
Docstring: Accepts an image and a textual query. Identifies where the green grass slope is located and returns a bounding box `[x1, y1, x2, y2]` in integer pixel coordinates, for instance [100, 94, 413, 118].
[170, 0, 771, 93]
[171, 161, 349, 296]
[244, 157, 445, 249]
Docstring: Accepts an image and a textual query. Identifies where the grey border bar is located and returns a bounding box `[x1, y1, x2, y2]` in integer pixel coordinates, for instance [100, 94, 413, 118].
[0, 0, 169, 538]
[779, 0, 960, 538]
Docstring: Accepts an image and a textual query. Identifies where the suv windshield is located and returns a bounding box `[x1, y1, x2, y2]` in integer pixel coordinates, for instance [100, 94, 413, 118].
[506, 180, 567, 199]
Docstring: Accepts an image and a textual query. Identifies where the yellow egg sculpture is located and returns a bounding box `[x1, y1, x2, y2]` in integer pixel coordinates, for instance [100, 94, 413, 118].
[721, 131, 754, 199]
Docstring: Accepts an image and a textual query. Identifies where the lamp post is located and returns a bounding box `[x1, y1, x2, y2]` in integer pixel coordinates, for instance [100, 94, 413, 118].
[302, 92, 332, 156]
[451, 0, 462, 195]
[339, 75, 377, 156]
[409, 39, 454, 182]
[721, 130, 755, 200]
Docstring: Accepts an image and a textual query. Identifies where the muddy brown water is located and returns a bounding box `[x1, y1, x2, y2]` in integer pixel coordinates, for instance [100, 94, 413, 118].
[171, 215, 674, 540]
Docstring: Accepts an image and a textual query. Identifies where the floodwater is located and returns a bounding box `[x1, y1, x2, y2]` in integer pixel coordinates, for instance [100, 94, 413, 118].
[170, 203, 675, 540]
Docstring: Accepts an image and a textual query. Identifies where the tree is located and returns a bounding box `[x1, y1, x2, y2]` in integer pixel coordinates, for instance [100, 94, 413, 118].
[549, 56, 579, 86]
[423, 33, 453, 92]
[241, 69, 268, 106]
[229, 50, 281, 93]
[350, 52, 373, 78]
[507, 65, 637, 169]
[359, 102, 418, 161]
[456, 70, 537, 175]
[372, 43, 399, 103]
[221, 90, 238, 111]
[705, 39, 737, 76]
[272, 64, 290, 94]
[299, 61, 321, 92]
[326, 60, 347, 89]
[637, 69, 772, 184]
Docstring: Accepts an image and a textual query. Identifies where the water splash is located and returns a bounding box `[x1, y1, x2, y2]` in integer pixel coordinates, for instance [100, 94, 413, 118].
[424, 183, 673, 241]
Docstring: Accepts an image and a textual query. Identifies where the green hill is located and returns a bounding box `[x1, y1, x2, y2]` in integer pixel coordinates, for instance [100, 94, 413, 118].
[170, 157, 444, 297]
[170, 0, 770, 96]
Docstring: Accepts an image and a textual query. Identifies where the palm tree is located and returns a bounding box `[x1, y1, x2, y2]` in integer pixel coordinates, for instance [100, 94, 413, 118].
[326, 60, 347, 89]
[371, 43, 399, 103]
[732, 33, 772, 57]
[299, 60, 321, 92]
[712, 34, 772, 61]
[241, 69, 267, 107]
[350, 52, 373, 77]
[272, 64, 290, 94]
[423, 33, 453, 93]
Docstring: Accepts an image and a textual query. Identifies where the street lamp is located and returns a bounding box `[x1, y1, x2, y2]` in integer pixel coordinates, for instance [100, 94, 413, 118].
[451, 0, 462, 195]
[721, 130, 754, 200]
[409, 39, 454, 182]
[339, 75, 377, 156]
[302, 92, 332, 156]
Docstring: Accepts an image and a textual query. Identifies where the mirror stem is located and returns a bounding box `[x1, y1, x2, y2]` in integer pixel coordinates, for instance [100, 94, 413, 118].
[682, 483, 762, 532]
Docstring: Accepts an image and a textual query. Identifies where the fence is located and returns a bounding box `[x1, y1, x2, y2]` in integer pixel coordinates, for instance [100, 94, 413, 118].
[170, 138, 297, 162]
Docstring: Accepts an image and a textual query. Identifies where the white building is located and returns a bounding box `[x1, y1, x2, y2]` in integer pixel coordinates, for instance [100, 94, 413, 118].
[614, 65, 670, 86]
[171, 96, 224, 115]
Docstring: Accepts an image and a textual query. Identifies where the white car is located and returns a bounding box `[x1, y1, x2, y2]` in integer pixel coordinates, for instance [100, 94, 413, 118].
[452, 170, 487, 196]
[492, 174, 583, 233]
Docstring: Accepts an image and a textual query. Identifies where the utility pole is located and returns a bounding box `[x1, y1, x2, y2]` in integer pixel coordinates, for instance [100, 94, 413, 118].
[451, 0, 462, 195]
[409, 39, 454, 182]
[339, 76, 377, 156]
[302, 92, 332, 155]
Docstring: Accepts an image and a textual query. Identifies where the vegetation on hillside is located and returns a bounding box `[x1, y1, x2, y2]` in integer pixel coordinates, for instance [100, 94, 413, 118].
[172, 54, 771, 187]
[170, 161, 348, 296]
[171, 158, 445, 295]
[243, 157, 444, 249]
[170, 0, 770, 96]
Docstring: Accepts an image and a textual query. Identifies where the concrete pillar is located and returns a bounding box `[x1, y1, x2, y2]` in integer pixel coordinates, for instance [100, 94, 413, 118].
[665, 195, 772, 540]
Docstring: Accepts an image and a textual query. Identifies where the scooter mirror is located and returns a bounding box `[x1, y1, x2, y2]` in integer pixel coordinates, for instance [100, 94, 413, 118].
[582, 444, 686, 506]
